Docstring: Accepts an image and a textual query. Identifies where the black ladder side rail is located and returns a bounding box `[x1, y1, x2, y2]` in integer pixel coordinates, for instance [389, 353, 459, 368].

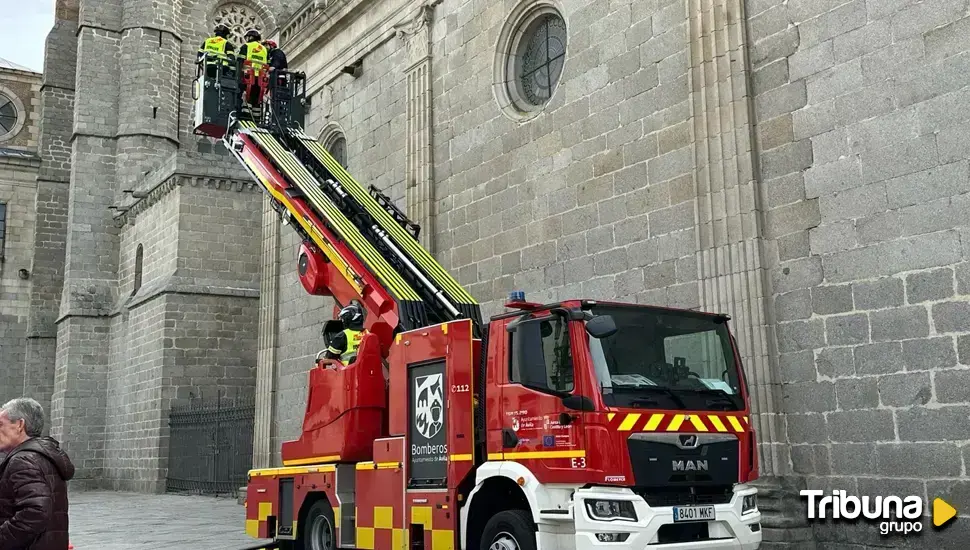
[283, 130, 483, 327]
[368, 184, 421, 241]
[283, 132, 477, 332]
[231, 121, 432, 332]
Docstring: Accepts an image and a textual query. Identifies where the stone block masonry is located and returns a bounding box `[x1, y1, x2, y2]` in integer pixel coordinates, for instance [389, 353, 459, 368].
[751, 0, 970, 544]
[95, 178, 262, 492]
[433, 0, 698, 318]
[26, 0, 292, 489]
[23, 0, 78, 418]
[0, 13, 43, 412]
[100, 291, 259, 493]
[0, 156, 40, 406]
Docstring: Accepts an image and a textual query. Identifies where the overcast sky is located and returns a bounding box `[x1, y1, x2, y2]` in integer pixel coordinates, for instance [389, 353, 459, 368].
[0, 0, 54, 72]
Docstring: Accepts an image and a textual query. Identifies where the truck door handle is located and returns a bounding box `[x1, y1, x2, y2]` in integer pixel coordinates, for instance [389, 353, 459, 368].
[502, 428, 519, 449]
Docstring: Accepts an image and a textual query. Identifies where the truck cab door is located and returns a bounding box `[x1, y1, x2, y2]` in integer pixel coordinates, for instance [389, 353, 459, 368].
[500, 310, 590, 483]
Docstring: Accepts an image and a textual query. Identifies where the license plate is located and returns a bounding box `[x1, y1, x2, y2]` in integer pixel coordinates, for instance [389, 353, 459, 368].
[672, 505, 715, 522]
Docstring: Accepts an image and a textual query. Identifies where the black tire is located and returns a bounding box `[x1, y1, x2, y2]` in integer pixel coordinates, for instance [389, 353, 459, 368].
[301, 500, 337, 550]
[479, 510, 537, 550]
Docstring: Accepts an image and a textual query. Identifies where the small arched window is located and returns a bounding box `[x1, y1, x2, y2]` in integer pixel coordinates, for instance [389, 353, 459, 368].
[326, 134, 348, 169]
[133, 244, 144, 293]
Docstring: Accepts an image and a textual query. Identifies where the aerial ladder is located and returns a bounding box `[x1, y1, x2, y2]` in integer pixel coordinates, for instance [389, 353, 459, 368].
[193, 52, 762, 550]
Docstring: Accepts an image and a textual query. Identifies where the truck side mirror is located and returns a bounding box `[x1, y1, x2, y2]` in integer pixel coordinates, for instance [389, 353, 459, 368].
[561, 395, 594, 412]
[585, 315, 617, 339]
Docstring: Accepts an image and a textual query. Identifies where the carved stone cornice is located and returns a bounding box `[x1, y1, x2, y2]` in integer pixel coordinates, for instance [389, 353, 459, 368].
[115, 173, 260, 227]
[281, 0, 322, 45]
[393, 0, 440, 70]
[109, 272, 260, 315]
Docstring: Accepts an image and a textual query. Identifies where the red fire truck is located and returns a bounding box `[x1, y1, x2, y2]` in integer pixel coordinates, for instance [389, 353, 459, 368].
[194, 54, 762, 550]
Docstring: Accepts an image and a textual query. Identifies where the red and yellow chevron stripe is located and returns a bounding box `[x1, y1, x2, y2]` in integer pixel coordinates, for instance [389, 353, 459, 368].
[606, 412, 749, 433]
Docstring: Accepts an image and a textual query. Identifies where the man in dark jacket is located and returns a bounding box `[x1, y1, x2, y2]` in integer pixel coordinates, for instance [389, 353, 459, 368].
[264, 40, 288, 72]
[0, 398, 75, 550]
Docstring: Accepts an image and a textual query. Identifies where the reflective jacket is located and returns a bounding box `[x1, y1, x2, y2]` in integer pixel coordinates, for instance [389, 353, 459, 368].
[197, 36, 234, 65]
[240, 41, 268, 67]
[327, 328, 364, 365]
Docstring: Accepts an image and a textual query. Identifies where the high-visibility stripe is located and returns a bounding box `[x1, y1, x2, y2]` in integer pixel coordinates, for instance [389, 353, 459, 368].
[643, 413, 665, 431]
[249, 464, 337, 477]
[250, 127, 418, 300]
[487, 450, 586, 460]
[296, 135, 477, 306]
[449, 454, 473, 462]
[240, 123, 421, 301]
[357, 527, 375, 549]
[356, 506, 452, 550]
[355, 461, 401, 470]
[374, 506, 394, 529]
[282, 454, 340, 466]
[605, 411, 749, 433]
[708, 415, 728, 432]
[617, 413, 641, 431]
[688, 415, 709, 432]
[667, 414, 686, 431]
[238, 148, 363, 296]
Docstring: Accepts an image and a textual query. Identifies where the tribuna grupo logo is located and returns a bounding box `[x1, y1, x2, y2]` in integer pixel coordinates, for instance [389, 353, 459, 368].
[801, 490, 924, 535]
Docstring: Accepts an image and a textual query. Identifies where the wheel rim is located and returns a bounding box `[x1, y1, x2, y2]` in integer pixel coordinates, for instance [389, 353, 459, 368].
[489, 531, 520, 550]
[308, 513, 334, 550]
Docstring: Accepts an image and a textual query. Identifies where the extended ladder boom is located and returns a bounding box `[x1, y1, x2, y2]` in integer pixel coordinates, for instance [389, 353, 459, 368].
[284, 128, 483, 328]
[224, 114, 482, 345]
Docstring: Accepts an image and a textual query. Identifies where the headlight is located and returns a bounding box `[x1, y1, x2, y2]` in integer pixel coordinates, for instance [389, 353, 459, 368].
[585, 499, 637, 521]
[742, 494, 757, 515]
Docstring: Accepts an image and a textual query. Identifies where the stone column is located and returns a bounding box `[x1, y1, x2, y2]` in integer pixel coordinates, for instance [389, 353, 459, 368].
[688, 0, 813, 546]
[396, 1, 439, 252]
[23, 0, 78, 424]
[253, 193, 281, 470]
[50, 0, 126, 488]
[688, 0, 785, 476]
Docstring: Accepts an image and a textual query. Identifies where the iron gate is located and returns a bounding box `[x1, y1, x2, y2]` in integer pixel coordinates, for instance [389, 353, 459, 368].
[166, 392, 255, 496]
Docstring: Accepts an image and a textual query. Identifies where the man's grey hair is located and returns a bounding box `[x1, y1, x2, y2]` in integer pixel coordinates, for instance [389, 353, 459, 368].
[1, 398, 45, 437]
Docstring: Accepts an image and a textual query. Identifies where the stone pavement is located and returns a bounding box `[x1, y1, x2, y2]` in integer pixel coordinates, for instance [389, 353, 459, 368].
[68, 490, 273, 550]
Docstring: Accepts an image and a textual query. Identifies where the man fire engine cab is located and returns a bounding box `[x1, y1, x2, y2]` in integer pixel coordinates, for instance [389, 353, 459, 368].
[324, 302, 366, 365]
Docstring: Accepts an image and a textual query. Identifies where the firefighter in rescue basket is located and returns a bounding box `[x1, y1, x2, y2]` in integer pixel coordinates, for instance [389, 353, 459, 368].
[324, 302, 367, 365]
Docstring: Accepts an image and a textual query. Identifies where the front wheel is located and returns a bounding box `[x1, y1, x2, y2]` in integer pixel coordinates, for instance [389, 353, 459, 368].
[302, 500, 337, 550]
[480, 510, 537, 550]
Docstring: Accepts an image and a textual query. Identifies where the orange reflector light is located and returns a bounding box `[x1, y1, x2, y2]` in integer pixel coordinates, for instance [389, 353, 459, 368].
[517, 477, 525, 486]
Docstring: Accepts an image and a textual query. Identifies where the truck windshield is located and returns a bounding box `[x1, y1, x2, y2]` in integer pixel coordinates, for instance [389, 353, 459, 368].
[585, 305, 745, 411]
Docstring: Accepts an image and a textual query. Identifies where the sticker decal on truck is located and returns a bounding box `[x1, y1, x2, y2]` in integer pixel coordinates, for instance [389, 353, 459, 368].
[409, 361, 448, 487]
